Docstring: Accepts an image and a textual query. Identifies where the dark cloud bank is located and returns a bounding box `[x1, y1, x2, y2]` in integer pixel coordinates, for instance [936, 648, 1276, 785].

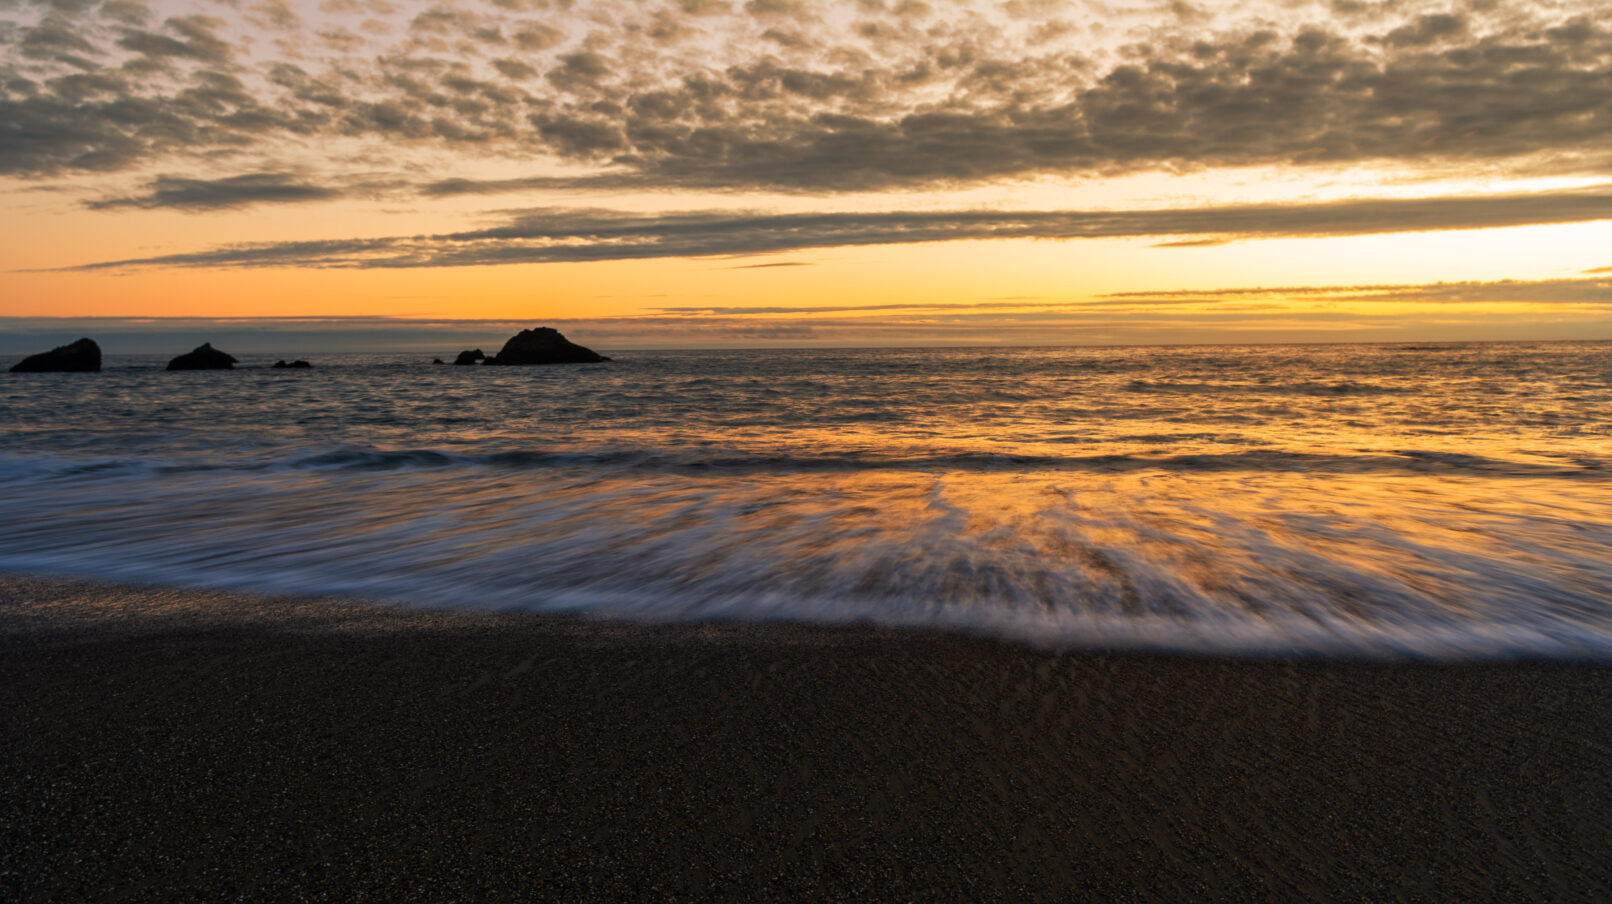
[4, 1, 1612, 193]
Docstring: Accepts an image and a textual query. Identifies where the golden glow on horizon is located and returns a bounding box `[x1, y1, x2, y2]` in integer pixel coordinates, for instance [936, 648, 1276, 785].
[3, 217, 1606, 324]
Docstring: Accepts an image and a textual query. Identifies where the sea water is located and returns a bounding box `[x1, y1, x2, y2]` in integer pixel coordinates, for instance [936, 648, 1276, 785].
[3, 342, 1610, 658]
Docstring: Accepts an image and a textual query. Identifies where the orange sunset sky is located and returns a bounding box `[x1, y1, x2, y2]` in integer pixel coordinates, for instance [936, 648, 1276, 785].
[3, 0, 1610, 350]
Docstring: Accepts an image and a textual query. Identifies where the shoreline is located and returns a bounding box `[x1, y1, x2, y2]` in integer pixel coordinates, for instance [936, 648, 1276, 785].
[4, 574, 1611, 900]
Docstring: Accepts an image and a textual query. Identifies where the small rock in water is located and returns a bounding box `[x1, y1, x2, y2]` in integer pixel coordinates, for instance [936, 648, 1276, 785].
[166, 343, 238, 371]
[433, 358, 445, 365]
[271, 360, 312, 369]
[9, 338, 101, 373]
[484, 327, 608, 365]
[453, 349, 485, 365]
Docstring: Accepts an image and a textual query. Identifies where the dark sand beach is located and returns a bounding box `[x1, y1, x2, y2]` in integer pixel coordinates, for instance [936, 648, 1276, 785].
[3, 575, 1611, 902]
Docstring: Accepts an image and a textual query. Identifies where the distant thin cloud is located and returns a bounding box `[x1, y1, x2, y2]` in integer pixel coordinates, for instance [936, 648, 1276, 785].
[58, 184, 1612, 271]
[651, 299, 1212, 315]
[722, 261, 814, 269]
[1105, 277, 1612, 305]
[419, 175, 648, 196]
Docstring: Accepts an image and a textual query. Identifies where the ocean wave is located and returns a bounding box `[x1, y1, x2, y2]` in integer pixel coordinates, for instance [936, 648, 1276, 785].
[2, 460, 1611, 660]
[5, 343, 1612, 660]
[3, 446, 1605, 481]
[1123, 379, 1411, 396]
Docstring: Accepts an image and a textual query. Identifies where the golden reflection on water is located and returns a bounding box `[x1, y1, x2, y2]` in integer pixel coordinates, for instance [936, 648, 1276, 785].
[9, 433, 1610, 656]
[2, 343, 1610, 656]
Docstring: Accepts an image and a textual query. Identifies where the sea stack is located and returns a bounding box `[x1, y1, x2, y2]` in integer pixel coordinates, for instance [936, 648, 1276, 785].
[453, 349, 485, 365]
[9, 338, 101, 373]
[271, 359, 312, 369]
[484, 327, 608, 365]
[166, 343, 238, 371]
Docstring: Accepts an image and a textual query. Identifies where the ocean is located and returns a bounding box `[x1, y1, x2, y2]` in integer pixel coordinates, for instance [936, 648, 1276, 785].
[3, 341, 1610, 658]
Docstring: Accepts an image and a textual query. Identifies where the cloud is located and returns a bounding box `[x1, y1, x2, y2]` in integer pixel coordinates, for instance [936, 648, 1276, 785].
[17, 15, 102, 63]
[60, 183, 1612, 270]
[1380, 12, 1469, 47]
[4, 1, 1612, 188]
[114, 15, 232, 64]
[647, 298, 1211, 314]
[1105, 277, 1612, 306]
[87, 172, 345, 210]
[417, 173, 648, 195]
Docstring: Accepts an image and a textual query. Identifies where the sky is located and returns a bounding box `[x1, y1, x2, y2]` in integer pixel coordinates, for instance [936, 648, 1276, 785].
[2, 0, 1611, 351]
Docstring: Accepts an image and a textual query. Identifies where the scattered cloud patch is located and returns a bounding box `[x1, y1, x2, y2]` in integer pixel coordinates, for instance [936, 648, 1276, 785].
[4, 1, 1612, 189]
[88, 173, 345, 210]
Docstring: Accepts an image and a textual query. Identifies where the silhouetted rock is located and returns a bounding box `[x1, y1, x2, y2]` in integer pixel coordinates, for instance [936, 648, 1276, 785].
[271, 359, 311, 369]
[484, 328, 608, 365]
[166, 343, 238, 371]
[433, 358, 445, 365]
[9, 338, 100, 373]
[453, 349, 485, 365]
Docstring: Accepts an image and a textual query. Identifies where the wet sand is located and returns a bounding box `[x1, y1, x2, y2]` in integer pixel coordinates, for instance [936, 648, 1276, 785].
[3, 574, 1611, 902]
